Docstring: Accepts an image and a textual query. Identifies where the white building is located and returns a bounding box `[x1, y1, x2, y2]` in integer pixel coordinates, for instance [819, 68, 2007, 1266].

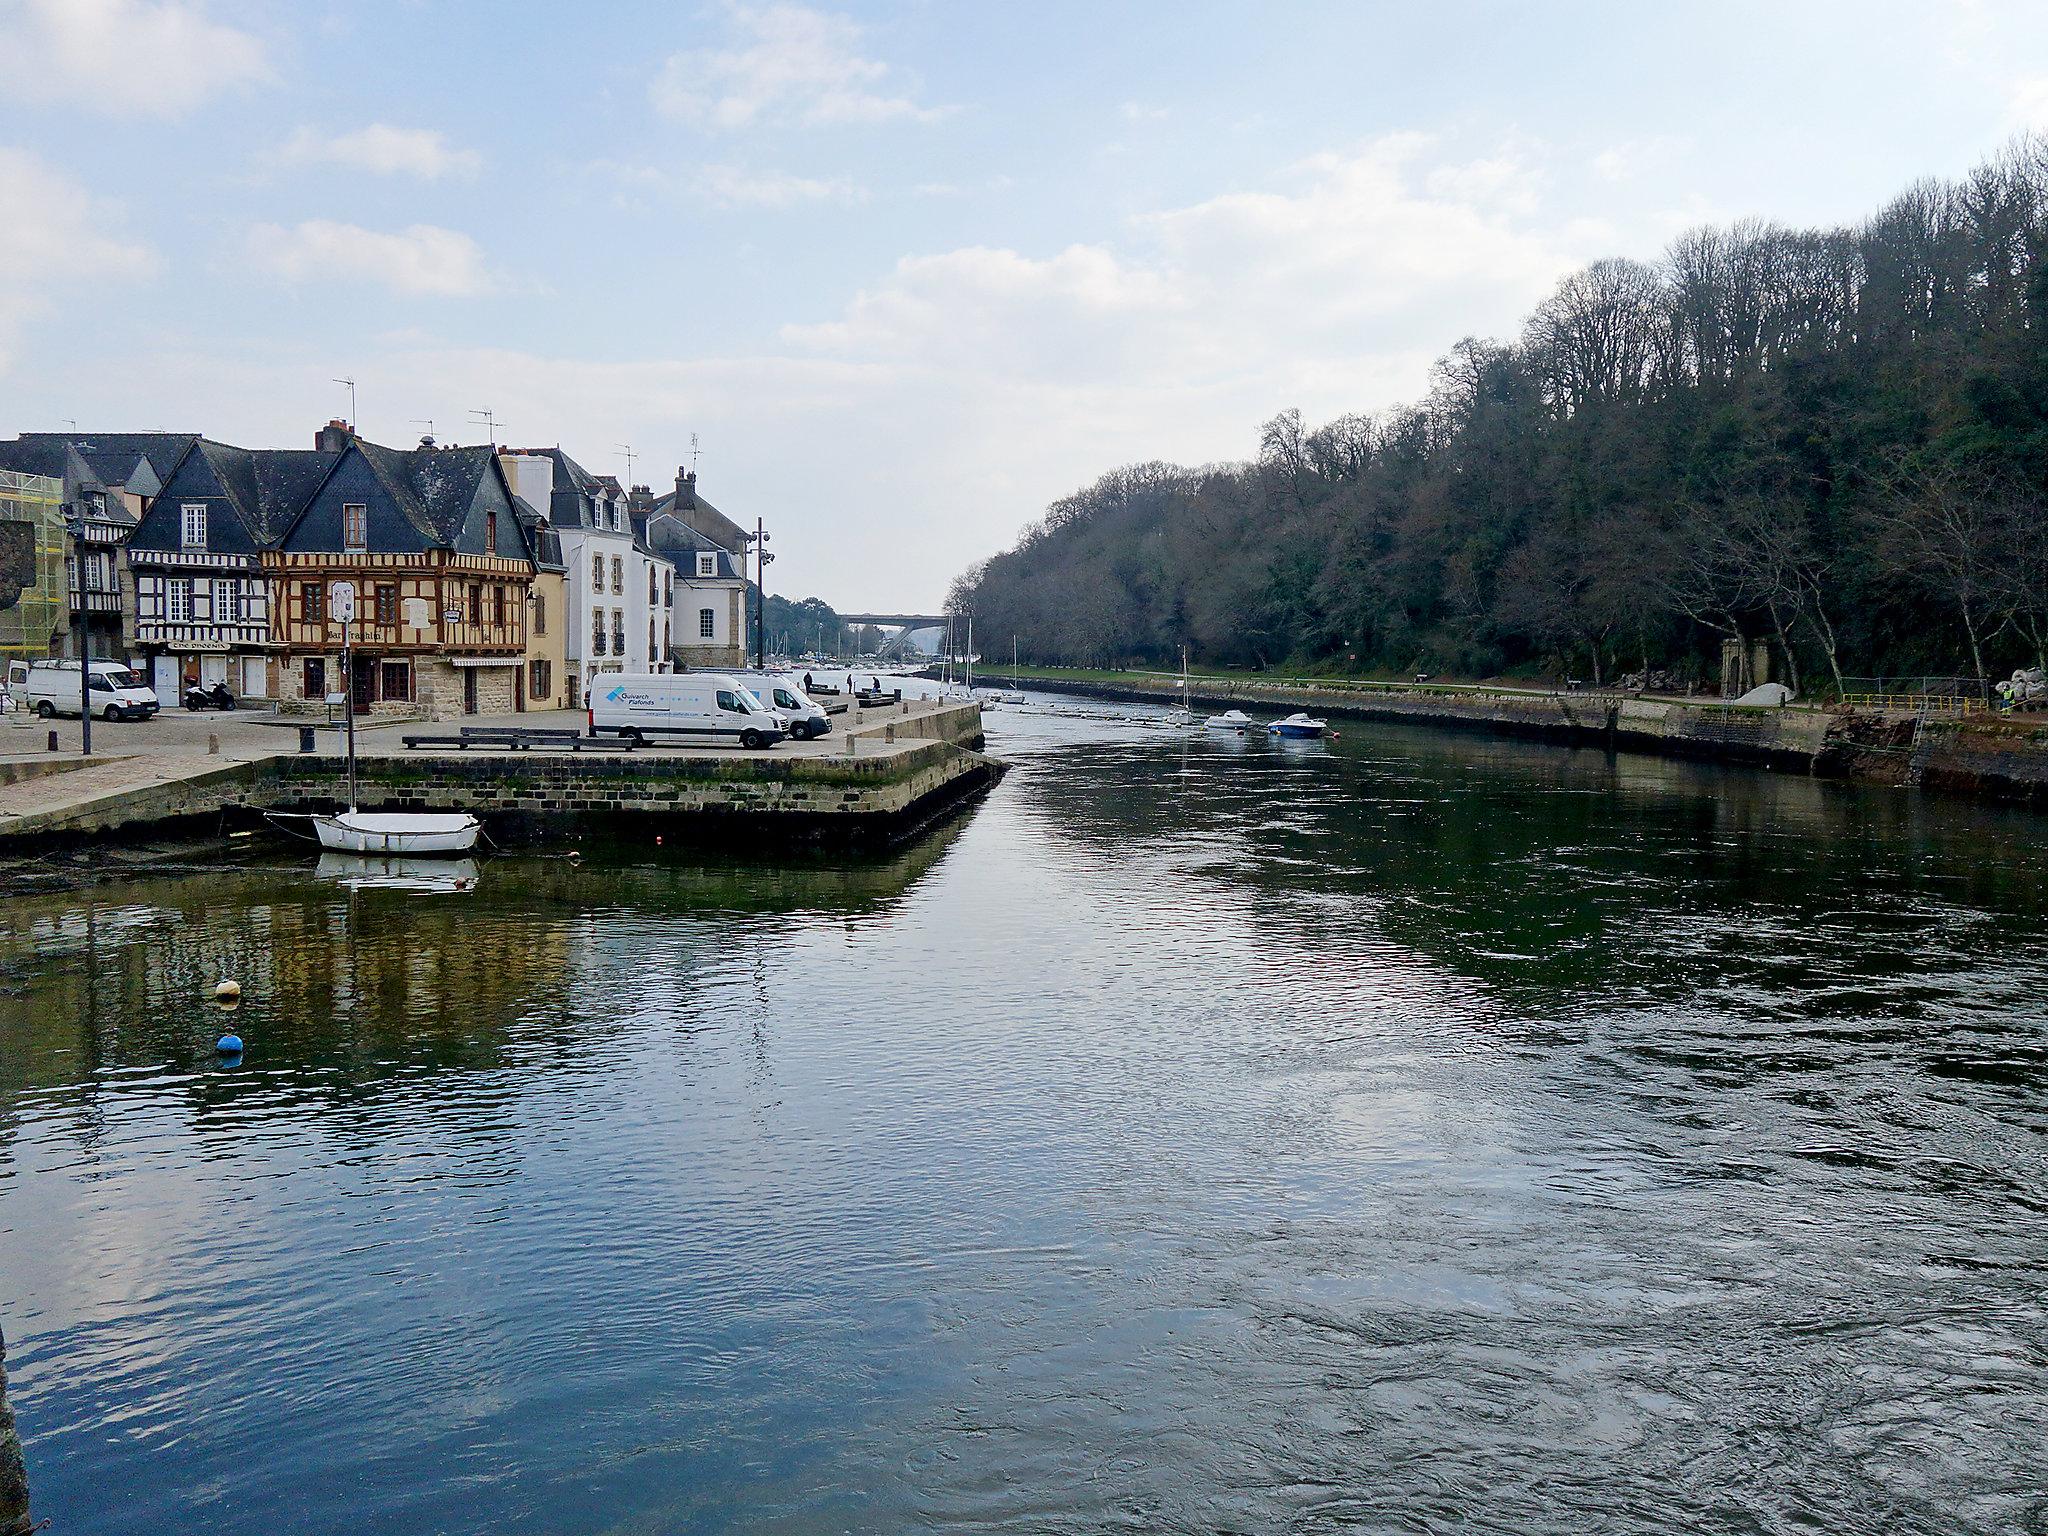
[640, 466, 750, 670]
[499, 448, 675, 705]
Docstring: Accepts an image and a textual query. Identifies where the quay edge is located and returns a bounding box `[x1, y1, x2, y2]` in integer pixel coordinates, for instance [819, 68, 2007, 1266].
[0, 700, 1002, 850]
[1018, 674, 2048, 806]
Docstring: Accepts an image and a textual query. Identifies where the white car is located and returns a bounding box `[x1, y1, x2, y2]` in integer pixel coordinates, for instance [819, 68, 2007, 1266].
[587, 672, 788, 748]
[13, 660, 161, 722]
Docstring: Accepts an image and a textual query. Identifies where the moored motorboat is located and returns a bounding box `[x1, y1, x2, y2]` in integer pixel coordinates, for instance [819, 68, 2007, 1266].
[1267, 712, 1328, 738]
[310, 809, 480, 855]
[1205, 709, 1255, 732]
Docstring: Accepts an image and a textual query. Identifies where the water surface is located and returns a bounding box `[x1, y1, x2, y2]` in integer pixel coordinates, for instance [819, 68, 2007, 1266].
[2, 694, 2045, 1533]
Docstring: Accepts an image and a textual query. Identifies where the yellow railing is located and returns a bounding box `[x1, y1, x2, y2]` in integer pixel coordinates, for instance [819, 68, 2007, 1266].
[1838, 692, 1983, 715]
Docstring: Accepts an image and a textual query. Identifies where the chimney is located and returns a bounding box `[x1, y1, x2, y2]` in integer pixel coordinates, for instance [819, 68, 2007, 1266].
[628, 483, 655, 516]
[674, 465, 696, 511]
[315, 419, 353, 453]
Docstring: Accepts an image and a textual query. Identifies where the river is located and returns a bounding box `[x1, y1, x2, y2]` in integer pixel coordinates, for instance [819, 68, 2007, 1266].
[1, 689, 2044, 1534]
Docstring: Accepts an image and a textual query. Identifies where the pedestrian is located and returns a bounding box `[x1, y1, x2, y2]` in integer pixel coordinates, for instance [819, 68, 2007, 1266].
[804, 671, 814, 693]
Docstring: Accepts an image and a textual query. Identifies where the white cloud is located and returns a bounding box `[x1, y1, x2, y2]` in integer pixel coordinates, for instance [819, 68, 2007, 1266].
[2008, 76, 2048, 129]
[0, 0, 268, 117]
[788, 136, 1585, 385]
[587, 158, 865, 209]
[0, 147, 154, 373]
[273, 125, 481, 181]
[696, 164, 865, 207]
[650, 2, 949, 128]
[245, 221, 501, 298]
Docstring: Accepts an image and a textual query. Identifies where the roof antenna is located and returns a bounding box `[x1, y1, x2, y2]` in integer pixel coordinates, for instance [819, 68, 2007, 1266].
[411, 417, 435, 445]
[690, 432, 701, 474]
[614, 442, 637, 484]
[468, 407, 498, 447]
[333, 376, 357, 429]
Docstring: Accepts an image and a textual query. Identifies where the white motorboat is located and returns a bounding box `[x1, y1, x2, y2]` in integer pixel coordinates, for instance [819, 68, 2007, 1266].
[1205, 709, 1255, 732]
[311, 809, 480, 855]
[1267, 712, 1328, 739]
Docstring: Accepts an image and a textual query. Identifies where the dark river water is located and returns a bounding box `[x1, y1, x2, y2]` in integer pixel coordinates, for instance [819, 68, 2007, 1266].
[2, 690, 2045, 1534]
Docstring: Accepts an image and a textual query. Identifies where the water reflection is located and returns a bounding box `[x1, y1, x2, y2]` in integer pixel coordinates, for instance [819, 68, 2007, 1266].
[0, 692, 2044, 1535]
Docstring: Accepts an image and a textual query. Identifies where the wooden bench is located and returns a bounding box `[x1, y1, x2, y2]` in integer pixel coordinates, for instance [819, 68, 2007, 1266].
[401, 727, 634, 752]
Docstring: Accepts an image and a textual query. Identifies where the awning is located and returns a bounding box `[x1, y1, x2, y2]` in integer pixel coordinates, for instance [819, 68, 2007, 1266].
[446, 656, 522, 668]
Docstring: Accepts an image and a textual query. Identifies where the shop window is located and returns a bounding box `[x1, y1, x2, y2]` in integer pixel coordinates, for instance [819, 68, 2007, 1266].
[380, 661, 412, 701]
[304, 658, 326, 698]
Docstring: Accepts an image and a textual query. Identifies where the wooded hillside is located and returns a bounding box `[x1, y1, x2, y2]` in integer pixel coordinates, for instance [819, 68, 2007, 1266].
[951, 139, 2048, 696]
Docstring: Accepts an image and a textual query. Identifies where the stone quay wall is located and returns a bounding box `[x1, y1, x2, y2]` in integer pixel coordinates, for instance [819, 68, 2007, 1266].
[1023, 674, 2048, 805]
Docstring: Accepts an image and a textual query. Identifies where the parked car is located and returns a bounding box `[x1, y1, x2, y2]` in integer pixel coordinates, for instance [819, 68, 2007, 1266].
[12, 660, 161, 721]
[729, 672, 832, 739]
[587, 672, 788, 748]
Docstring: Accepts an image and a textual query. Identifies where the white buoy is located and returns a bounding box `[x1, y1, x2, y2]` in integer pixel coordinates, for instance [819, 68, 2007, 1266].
[215, 980, 241, 1002]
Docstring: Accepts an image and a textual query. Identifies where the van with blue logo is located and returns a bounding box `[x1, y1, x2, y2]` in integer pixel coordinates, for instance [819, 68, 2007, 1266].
[587, 672, 788, 749]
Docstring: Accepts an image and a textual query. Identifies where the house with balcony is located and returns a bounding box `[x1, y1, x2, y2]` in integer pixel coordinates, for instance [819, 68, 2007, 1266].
[498, 447, 674, 706]
[267, 434, 541, 718]
[122, 438, 335, 705]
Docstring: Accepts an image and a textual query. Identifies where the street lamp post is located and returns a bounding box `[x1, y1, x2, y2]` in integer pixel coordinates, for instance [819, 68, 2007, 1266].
[752, 517, 774, 669]
[65, 509, 90, 757]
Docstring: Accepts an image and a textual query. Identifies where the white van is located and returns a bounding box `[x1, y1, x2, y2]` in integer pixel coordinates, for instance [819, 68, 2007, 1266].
[13, 660, 161, 722]
[729, 672, 832, 740]
[588, 672, 788, 748]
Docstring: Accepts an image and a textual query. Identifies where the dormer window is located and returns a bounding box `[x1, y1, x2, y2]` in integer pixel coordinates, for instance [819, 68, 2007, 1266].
[696, 553, 717, 578]
[180, 503, 207, 550]
[342, 502, 367, 551]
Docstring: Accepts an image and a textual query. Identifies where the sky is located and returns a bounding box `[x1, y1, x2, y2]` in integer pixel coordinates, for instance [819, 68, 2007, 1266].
[3, 1, 2048, 610]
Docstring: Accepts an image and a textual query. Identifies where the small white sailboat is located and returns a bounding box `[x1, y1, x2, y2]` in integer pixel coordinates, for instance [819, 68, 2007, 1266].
[312, 809, 480, 855]
[1166, 647, 1198, 728]
[270, 585, 482, 858]
[1205, 708, 1255, 732]
[1267, 712, 1328, 739]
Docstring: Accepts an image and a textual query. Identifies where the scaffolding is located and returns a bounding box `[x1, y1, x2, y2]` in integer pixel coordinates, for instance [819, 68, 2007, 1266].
[0, 469, 67, 659]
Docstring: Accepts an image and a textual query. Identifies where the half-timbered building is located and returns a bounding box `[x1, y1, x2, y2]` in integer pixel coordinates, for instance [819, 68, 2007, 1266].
[267, 436, 540, 718]
[124, 439, 333, 705]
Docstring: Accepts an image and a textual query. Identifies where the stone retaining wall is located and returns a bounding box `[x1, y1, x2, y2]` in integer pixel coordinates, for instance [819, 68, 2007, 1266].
[1023, 674, 2048, 805]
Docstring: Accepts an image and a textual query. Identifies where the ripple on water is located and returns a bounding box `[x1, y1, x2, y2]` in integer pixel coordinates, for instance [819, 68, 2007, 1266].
[1, 697, 2045, 1534]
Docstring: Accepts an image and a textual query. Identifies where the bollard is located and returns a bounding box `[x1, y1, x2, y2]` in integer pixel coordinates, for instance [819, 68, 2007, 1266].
[0, 1323, 31, 1536]
[885, 724, 895, 743]
[44, 730, 56, 753]
[900, 700, 908, 715]
[207, 733, 219, 756]
[298, 726, 316, 753]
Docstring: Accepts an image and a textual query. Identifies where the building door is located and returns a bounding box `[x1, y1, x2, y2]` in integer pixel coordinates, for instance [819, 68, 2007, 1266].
[200, 654, 229, 688]
[151, 655, 180, 709]
[351, 654, 376, 713]
[241, 657, 269, 699]
[513, 664, 525, 713]
[463, 667, 478, 715]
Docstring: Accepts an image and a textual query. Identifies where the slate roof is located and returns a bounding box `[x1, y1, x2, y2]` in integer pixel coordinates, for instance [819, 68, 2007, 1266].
[19, 431, 198, 485]
[640, 508, 746, 579]
[511, 494, 564, 572]
[648, 481, 747, 556]
[130, 439, 343, 554]
[356, 441, 496, 546]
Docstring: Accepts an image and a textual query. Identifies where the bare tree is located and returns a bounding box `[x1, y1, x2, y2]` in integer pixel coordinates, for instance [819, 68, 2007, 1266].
[1865, 449, 2014, 697]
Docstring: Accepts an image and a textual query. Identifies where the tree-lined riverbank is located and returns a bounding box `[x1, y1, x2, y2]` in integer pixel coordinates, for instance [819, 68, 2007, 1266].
[952, 137, 2048, 699]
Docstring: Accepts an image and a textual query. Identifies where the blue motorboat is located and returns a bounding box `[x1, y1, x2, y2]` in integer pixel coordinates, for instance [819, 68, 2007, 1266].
[1267, 712, 1327, 739]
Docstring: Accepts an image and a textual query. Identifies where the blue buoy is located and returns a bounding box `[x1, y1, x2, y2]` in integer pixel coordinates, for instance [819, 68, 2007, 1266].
[216, 1033, 244, 1055]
